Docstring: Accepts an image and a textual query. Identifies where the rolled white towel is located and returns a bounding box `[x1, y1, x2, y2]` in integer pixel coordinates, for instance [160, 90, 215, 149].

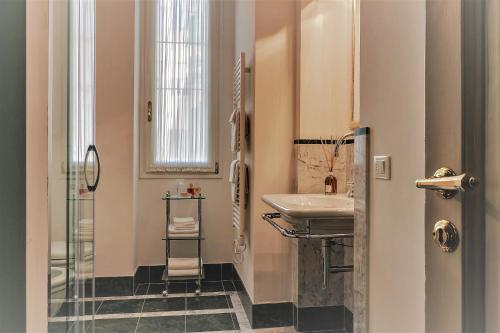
[168, 258, 200, 270]
[167, 269, 200, 277]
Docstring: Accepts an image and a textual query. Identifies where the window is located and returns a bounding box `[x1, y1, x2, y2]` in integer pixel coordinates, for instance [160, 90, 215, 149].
[141, 0, 219, 174]
[70, 0, 95, 165]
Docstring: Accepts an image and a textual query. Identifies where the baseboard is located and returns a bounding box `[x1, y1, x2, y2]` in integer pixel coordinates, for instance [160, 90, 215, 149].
[233, 269, 352, 331]
[84, 276, 135, 297]
[293, 304, 351, 332]
[233, 270, 293, 329]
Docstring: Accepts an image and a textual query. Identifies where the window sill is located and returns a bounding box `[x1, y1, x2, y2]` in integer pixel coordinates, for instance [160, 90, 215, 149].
[139, 171, 223, 180]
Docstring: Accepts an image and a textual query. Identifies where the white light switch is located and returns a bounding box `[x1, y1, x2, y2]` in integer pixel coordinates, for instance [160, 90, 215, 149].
[374, 155, 391, 180]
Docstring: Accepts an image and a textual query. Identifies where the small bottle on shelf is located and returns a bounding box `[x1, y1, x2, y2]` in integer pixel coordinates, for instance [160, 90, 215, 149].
[325, 171, 337, 195]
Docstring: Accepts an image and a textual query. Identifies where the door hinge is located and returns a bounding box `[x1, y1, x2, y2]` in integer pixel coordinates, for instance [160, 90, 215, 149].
[215, 162, 219, 174]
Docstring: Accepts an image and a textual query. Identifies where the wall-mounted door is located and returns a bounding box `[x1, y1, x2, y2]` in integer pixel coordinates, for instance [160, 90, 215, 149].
[48, 0, 99, 332]
[423, 0, 498, 331]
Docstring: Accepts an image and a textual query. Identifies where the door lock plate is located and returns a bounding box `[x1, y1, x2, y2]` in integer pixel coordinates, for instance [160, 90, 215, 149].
[433, 220, 459, 252]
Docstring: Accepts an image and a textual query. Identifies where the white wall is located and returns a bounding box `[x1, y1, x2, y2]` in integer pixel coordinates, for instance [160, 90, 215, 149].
[233, 0, 256, 301]
[26, 0, 49, 330]
[95, 0, 136, 277]
[299, 0, 353, 137]
[93, 0, 235, 275]
[252, 0, 297, 303]
[359, 0, 426, 332]
[232, 0, 297, 304]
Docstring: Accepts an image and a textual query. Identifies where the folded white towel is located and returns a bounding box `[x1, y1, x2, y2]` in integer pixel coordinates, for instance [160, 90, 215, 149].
[168, 223, 199, 236]
[169, 233, 199, 238]
[167, 269, 201, 277]
[168, 258, 200, 270]
[173, 217, 195, 224]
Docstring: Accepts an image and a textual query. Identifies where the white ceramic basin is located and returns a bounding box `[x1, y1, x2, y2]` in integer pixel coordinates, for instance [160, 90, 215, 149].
[262, 193, 354, 220]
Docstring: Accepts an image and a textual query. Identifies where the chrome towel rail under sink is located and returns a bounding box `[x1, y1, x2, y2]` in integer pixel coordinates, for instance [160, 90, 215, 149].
[262, 212, 353, 289]
[261, 212, 353, 239]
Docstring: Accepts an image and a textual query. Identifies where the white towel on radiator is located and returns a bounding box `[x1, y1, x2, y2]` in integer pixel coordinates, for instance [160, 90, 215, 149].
[229, 109, 240, 152]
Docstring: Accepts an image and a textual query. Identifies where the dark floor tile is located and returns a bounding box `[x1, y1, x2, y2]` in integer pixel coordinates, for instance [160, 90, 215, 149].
[148, 283, 167, 295]
[148, 282, 186, 295]
[94, 277, 134, 297]
[135, 266, 150, 285]
[297, 306, 344, 332]
[186, 281, 200, 293]
[345, 307, 353, 333]
[97, 299, 144, 315]
[200, 281, 224, 292]
[48, 321, 74, 333]
[203, 264, 221, 281]
[221, 263, 233, 280]
[186, 295, 231, 310]
[94, 318, 138, 333]
[253, 302, 293, 328]
[186, 313, 235, 332]
[150, 265, 165, 283]
[233, 279, 245, 292]
[54, 301, 98, 317]
[134, 283, 149, 296]
[142, 297, 186, 312]
[222, 280, 236, 292]
[230, 313, 240, 330]
[136, 315, 185, 333]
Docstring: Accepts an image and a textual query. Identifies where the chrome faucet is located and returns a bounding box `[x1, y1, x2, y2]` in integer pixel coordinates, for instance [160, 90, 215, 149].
[334, 131, 355, 157]
[334, 131, 355, 197]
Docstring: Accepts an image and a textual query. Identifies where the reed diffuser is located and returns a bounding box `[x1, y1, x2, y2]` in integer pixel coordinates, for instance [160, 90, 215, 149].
[320, 136, 338, 195]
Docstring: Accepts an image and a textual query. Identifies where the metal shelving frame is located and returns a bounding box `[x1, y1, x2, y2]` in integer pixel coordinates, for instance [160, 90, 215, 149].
[162, 192, 205, 295]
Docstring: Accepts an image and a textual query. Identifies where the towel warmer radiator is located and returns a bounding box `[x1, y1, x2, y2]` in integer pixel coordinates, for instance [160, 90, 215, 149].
[232, 52, 250, 247]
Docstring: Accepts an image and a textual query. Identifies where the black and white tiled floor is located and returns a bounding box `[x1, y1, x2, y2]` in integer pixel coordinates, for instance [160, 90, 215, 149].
[49, 281, 296, 333]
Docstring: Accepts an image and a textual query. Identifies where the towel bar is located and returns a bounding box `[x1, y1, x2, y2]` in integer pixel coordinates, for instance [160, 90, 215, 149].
[262, 212, 354, 289]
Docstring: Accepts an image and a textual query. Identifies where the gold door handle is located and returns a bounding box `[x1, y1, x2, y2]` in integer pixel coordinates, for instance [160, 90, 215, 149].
[415, 167, 478, 199]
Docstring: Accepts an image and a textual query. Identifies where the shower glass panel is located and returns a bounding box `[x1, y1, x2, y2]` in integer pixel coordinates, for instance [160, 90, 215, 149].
[48, 0, 97, 332]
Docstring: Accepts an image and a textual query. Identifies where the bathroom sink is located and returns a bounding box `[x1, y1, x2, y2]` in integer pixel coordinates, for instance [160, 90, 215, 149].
[262, 193, 354, 220]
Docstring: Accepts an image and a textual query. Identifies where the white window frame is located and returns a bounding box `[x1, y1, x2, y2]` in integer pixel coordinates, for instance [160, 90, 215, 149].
[139, 0, 221, 178]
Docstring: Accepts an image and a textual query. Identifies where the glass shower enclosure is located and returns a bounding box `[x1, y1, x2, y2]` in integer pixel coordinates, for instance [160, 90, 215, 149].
[48, 0, 99, 332]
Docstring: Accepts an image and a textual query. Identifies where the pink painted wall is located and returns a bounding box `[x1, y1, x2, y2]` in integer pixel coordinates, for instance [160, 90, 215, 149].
[95, 0, 136, 277]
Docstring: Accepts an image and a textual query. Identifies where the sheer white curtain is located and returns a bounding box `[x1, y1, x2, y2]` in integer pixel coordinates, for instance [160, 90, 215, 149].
[151, 0, 212, 171]
[70, 0, 95, 164]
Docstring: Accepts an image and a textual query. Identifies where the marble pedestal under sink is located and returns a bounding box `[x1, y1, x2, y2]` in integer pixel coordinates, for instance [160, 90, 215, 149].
[261, 193, 355, 331]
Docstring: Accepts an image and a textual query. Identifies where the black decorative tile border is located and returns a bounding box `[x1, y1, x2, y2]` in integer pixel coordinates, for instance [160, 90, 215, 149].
[86, 276, 135, 297]
[232, 269, 293, 329]
[345, 307, 353, 333]
[134, 263, 235, 287]
[293, 304, 351, 332]
[294, 138, 354, 145]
